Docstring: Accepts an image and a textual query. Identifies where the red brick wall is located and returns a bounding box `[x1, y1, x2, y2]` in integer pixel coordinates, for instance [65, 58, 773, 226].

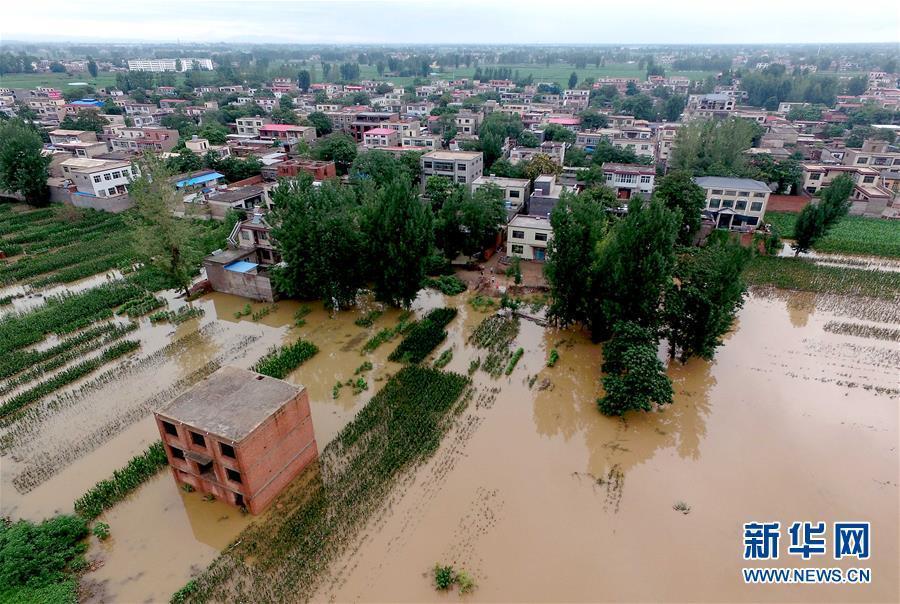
[154, 387, 318, 514]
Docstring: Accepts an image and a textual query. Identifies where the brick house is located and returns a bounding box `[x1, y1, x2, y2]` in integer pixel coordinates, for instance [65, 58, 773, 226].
[155, 366, 318, 514]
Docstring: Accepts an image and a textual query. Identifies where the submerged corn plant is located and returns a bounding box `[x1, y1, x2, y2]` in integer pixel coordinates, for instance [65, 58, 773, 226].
[74, 441, 168, 519]
[252, 339, 319, 379]
[174, 365, 469, 603]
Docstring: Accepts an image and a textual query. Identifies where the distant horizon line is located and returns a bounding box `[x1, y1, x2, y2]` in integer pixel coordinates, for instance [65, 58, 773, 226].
[3, 39, 899, 47]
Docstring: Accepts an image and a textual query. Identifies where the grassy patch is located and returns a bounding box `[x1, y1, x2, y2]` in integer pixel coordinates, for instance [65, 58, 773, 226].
[423, 274, 467, 296]
[175, 365, 469, 603]
[744, 255, 900, 299]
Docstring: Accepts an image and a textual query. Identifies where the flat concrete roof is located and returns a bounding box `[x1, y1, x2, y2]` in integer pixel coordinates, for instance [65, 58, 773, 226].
[422, 150, 482, 161]
[157, 366, 302, 442]
[509, 214, 553, 230]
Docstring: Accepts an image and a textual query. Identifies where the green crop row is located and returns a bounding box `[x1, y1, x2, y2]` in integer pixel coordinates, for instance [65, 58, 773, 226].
[0, 281, 145, 355]
[0, 322, 127, 380]
[174, 365, 469, 603]
[73, 441, 169, 520]
[0, 323, 137, 395]
[388, 308, 458, 364]
[0, 339, 140, 419]
[252, 339, 319, 379]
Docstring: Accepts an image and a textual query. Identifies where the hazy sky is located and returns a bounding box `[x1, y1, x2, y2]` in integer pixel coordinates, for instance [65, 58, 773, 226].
[3, 0, 899, 45]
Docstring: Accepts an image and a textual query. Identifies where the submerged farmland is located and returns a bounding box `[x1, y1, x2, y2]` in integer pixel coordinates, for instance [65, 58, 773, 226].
[1, 202, 897, 603]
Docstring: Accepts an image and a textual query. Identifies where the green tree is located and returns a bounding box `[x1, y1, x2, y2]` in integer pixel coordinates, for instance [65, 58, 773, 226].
[791, 175, 853, 254]
[160, 112, 197, 138]
[521, 154, 562, 181]
[0, 119, 51, 205]
[313, 133, 356, 174]
[298, 70, 311, 93]
[199, 121, 228, 145]
[664, 240, 751, 361]
[518, 130, 540, 147]
[87, 58, 98, 78]
[166, 148, 202, 174]
[366, 178, 433, 307]
[128, 155, 204, 296]
[579, 110, 608, 129]
[350, 150, 417, 188]
[598, 323, 673, 416]
[544, 191, 607, 327]
[568, 72, 578, 89]
[59, 110, 109, 133]
[542, 123, 576, 144]
[424, 175, 458, 211]
[791, 203, 825, 255]
[670, 117, 761, 176]
[270, 176, 368, 308]
[590, 199, 679, 337]
[305, 111, 333, 136]
[653, 171, 707, 245]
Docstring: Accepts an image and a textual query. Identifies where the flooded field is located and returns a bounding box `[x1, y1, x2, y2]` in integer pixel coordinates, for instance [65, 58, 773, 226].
[313, 288, 899, 603]
[2, 274, 897, 602]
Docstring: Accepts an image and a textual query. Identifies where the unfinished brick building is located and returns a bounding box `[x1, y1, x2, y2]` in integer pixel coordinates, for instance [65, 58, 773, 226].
[154, 366, 317, 514]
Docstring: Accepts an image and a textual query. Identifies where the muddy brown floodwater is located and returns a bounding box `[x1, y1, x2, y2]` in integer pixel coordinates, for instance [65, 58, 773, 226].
[2, 284, 896, 603]
[314, 288, 899, 603]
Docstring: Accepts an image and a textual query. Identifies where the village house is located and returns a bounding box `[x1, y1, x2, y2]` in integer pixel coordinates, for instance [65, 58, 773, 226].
[362, 127, 401, 148]
[401, 133, 441, 150]
[473, 175, 531, 217]
[61, 157, 136, 198]
[693, 176, 771, 230]
[509, 141, 566, 166]
[684, 93, 736, 120]
[507, 214, 552, 261]
[420, 150, 484, 188]
[185, 135, 231, 159]
[109, 127, 179, 154]
[258, 123, 317, 144]
[261, 159, 337, 181]
[235, 116, 271, 136]
[601, 163, 656, 199]
[155, 366, 317, 514]
[842, 139, 900, 173]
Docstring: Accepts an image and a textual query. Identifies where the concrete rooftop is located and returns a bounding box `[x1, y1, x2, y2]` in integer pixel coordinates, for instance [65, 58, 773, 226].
[157, 366, 302, 442]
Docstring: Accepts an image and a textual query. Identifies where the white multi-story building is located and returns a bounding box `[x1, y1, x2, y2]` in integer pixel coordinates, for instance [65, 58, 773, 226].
[693, 176, 771, 230]
[127, 58, 213, 72]
[235, 117, 270, 136]
[420, 151, 484, 188]
[507, 215, 552, 261]
[61, 158, 138, 198]
[601, 163, 656, 200]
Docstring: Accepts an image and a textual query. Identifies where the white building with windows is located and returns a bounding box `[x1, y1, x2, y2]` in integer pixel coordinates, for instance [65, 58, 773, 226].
[420, 150, 484, 188]
[507, 215, 552, 262]
[61, 158, 137, 198]
[127, 58, 213, 72]
[601, 163, 656, 200]
[472, 175, 531, 216]
[693, 176, 771, 230]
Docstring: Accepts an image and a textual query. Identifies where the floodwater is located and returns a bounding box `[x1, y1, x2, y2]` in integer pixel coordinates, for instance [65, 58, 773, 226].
[315, 288, 899, 603]
[2, 281, 897, 603]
